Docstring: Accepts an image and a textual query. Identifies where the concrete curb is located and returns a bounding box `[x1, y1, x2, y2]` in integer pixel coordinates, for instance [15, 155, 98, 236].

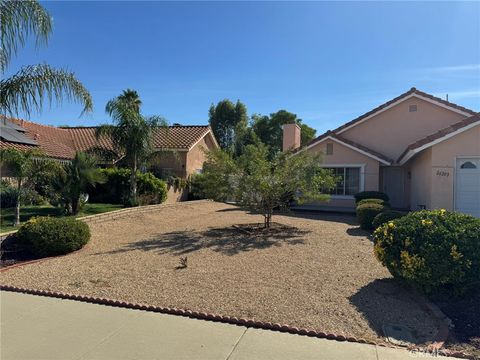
[0, 285, 474, 358]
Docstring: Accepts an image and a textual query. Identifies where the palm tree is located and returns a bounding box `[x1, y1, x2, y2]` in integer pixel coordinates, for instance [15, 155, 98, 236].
[96, 90, 167, 205]
[0, 0, 92, 117]
[56, 152, 106, 215]
[0, 148, 45, 226]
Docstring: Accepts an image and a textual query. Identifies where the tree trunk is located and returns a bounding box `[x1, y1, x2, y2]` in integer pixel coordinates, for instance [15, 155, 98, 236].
[130, 157, 138, 206]
[71, 196, 79, 215]
[14, 179, 21, 227]
[264, 208, 272, 229]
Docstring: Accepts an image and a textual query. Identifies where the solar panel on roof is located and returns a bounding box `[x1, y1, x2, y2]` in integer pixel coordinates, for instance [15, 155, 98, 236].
[0, 118, 27, 132]
[0, 127, 38, 145]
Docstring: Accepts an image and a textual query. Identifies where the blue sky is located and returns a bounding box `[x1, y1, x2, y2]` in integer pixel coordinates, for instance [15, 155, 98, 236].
[7, 1, 480, 134]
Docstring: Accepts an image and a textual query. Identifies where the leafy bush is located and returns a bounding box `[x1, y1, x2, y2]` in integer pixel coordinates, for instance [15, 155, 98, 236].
[137, 172, 168, 205]
[354, 191, 389, 204]
[89, 168, 167, 205]
[187, 173, 206, 200]
[356, 203, 386, 230]
[17, 217, 91, 257]
[357, 198, 390, 207]
[372, 210, 404, 229]
[373, 210, 480, 295]
[0, 180, 45, 208]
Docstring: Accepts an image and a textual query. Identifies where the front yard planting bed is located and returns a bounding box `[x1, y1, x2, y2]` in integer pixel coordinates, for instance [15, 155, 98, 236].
[0, 201, 442, 346]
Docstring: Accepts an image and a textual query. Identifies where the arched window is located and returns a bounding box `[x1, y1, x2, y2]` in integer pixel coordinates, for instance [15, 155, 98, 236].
[460, 161, 477, 169]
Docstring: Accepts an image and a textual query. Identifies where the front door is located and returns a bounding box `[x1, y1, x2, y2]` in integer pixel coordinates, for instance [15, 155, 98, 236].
[382, 167, 406, 209]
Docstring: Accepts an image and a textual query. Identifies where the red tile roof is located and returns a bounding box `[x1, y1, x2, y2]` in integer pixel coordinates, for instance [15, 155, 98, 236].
[0, 117, 215, 160]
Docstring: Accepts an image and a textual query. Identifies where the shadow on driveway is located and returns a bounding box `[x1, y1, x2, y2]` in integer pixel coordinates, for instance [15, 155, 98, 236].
[94, 225, 310, 257]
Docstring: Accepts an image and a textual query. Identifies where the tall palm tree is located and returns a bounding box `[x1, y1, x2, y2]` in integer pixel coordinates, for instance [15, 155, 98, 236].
[55, 152, 106, 215]
[96, 90, 167, 205]
[0, 148, 45, 226]
[0, 0, 92, 117]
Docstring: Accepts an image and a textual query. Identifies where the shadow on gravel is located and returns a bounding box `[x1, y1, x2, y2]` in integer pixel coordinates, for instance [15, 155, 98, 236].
[95, 224, 310, 256]
[349, 278, 438, 345]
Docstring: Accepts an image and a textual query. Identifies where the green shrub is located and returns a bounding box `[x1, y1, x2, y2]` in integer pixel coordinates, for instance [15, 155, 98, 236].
[357, 198, 390, 207]
[88, 168, 167, 205]
[188, 173, 206, 200]
[373, 210, 480, 295]
[354, 191, 389, 204]
[17, 217, 90, 257]
[372, 210, 404, 229]
[356, 203, 385, 230]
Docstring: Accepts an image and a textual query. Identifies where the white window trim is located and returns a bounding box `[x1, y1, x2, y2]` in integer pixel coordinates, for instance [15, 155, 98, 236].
[319, 164, 366, 199]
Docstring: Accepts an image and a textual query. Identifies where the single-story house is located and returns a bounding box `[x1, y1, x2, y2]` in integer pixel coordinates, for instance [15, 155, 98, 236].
[0, 117, 219, 201]
[285, 88, 480, 217]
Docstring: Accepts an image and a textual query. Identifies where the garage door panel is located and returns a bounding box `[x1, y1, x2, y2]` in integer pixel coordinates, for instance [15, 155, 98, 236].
[456, 158, 480, 217]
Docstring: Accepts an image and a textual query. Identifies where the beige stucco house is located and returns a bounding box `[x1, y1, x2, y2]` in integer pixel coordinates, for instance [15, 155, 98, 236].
[286, 88, 480, 217]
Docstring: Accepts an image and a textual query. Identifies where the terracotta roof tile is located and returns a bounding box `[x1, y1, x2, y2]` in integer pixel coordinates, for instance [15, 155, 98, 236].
[397, 113, 480, 163]
[0, 117, 215, 160]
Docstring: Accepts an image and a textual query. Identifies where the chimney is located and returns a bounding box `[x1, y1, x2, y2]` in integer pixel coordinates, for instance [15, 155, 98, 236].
[282, 123, 301, 151]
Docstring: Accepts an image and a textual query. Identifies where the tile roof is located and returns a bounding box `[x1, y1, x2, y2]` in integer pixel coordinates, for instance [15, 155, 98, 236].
[397, 113, 480, 163]
[0, 117, 215, 160]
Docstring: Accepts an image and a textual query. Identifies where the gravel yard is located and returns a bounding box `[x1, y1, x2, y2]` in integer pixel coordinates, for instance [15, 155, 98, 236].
[0, 200, 439, 344]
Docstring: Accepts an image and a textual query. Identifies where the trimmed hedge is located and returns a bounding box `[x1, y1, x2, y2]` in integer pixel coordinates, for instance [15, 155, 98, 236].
[17, 217, 90, 257]
[357, 198, 390, 208]
[373, 209, 480, 295]
[372, 210, 404, 229]
[356, 203, 385, 230]
[354, 191, 389, 204]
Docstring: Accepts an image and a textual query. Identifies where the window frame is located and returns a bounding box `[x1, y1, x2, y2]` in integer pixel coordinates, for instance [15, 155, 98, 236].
[319, 164, 365, 199]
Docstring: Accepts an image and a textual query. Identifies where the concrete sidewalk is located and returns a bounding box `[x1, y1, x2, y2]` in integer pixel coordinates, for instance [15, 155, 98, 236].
[0, 291, 454, 360]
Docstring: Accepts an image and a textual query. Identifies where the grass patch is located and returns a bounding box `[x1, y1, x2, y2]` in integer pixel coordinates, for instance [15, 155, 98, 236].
[0, 203, 124, 234]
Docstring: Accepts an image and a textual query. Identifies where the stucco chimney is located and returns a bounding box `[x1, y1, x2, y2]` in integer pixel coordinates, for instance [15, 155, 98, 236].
[282, 123, 301, 151]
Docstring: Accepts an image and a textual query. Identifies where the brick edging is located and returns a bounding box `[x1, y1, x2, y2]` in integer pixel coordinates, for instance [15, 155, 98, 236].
[0, 285, 474, 359]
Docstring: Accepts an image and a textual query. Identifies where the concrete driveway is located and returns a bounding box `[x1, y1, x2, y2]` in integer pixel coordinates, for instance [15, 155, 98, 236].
[0, 291, 454, 360]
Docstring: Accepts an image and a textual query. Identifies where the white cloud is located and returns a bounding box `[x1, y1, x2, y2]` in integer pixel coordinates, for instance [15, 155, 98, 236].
[428, 64, 480, 73]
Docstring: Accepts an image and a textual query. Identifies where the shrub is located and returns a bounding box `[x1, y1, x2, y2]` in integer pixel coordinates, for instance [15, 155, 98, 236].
[17, 217, 91, 257]
[357, 198, 390, 207]
[354, 191, 389, 204]
[373, 210, 480, 295]
[356, 203, 385, 230]
[89, 168, 167, 205]
[372, 210, 404, 229]
[187, 173, 206, 200]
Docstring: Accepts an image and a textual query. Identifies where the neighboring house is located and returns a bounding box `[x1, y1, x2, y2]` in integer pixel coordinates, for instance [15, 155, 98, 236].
[1, 117, 219, 201]
[285, 88, 480, 217]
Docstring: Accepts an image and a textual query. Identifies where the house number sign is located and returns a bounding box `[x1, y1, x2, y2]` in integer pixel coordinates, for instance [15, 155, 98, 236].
[436, 169, 450, 177]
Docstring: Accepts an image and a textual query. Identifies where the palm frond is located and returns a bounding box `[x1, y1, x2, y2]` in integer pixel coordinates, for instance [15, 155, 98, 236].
[0, 63, 93, 117]
[0, 0, 52, 72]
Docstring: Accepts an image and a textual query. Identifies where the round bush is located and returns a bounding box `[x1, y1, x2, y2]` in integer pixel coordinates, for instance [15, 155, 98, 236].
[356, 203, 385, 230]
[17, 217, 90, 257]
[354, 191, 389, 204]
[372, 210, 404, 229]
[357, 198, 391, 208]
[373, 210, 480, 295]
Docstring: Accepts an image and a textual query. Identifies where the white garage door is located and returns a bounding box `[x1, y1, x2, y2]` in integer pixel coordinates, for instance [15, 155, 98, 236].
[455, 158, 480, 217]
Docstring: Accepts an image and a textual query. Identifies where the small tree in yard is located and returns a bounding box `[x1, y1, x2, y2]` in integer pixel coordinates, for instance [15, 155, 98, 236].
[200, 143, 337, 228]
[0, 148, 46, 226]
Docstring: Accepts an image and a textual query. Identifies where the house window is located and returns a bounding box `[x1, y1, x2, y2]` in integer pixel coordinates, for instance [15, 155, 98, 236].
[324, 167, 361, 196]
[460, 161, 477, 169]
[409, 104, 417, 112]
[326, 143, 333, 155]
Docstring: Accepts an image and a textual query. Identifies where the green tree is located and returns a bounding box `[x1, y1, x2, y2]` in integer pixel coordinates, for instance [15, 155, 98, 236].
[96, 89, 167, 205]
[0, 148, 45, 225]
[0, 0, 92, 117]
[208, 99, 248, 154]
[251, 110, 316, 155]
[55, 152, 106, 215]
[199, 144, 337, 228]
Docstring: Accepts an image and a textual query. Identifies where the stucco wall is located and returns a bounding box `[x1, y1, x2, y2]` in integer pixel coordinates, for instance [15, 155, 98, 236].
[186, 134, 216, 176]
[430, 124, 480, 210]
[305, 139, 380, 209]
[339, 97, 467, 160]
[408, 148, 432, 210]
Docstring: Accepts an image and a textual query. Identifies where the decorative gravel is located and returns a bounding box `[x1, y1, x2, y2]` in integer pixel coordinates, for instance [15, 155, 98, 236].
[0, 200, 439, 344]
